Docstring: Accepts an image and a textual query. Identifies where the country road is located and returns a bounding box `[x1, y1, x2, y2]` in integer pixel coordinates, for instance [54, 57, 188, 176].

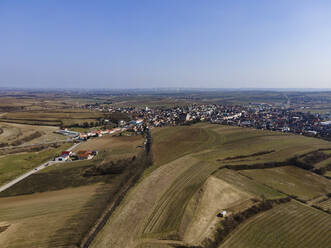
[0, 142, 80, 193]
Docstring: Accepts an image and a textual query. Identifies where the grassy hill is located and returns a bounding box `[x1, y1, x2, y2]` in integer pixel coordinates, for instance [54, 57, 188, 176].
[0, 134, 145, 248]
[1, 123, 330, 248]
[90, 123, 331, 248]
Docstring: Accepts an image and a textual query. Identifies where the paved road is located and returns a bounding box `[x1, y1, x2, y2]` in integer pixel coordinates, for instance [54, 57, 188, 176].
[0, 142, 80, 193]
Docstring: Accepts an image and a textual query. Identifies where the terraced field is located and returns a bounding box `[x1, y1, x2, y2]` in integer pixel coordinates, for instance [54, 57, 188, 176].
[316, 198, 331, 211]
[142, 161, 217, 239]
[241, 166, 331, 201]
[90, 124, 331, 248]
[220, 201, 331, 248]
[214, 168, 285, 200]
[182, 176, 253, 245]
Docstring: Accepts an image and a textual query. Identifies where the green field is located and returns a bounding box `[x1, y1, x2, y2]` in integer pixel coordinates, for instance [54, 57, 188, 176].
[220, 201, 331, 248]
[0, 143, 72, 186]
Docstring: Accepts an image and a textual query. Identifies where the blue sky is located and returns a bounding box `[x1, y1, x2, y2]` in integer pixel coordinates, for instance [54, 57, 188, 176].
[0, 0, 331, 89]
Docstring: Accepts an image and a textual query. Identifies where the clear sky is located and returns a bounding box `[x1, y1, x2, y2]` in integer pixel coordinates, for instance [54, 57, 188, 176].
[1, 0, 331, 89]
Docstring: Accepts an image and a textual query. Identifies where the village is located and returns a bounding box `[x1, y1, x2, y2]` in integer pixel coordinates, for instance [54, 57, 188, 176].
[81, 102, 331, 140]
[53, 101, 331, 162]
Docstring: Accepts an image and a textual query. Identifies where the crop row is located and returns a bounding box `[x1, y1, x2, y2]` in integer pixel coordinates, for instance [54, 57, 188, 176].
[142, 161, 217, 239]
[220, 201, 331, 248]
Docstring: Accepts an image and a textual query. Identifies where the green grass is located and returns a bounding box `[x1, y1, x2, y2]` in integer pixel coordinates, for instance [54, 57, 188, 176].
[0, 143, 72, 186]
[220, 201, 331, 248]
[241, 166, 331, 201]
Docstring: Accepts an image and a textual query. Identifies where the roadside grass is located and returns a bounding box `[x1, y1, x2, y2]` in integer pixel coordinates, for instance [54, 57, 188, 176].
[0, 143, 72, 186]
[241, 166, 331, 201]
[0, 185, 99, 248]
[220, 201, 331, 248]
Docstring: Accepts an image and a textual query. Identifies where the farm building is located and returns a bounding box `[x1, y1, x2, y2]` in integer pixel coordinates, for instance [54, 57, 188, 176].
[76, 150, 94, 160]
[61, 151, 72, 156]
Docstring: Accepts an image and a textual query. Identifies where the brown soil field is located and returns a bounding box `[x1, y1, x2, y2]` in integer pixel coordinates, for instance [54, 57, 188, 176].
[0, 185, 99, 248]
[183, 176, 252, 245]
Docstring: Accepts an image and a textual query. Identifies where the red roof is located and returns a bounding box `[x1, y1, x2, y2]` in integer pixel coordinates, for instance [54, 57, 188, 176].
[61, 151, 71, 156]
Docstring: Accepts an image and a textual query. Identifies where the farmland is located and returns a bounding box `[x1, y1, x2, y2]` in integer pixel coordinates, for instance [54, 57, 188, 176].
[90, 123, 331, 248]
[0, 123, 64, 147]
[219, 201, 331, 248]
[0, 110, 105, 127]
[241, 166, 331, 201]
[72, 134, 143, 161]
[0, 185, 99, 248]
[0, 114, 330, 248]
[0, 133, 148, 248]
[0, 142, 72, 186]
